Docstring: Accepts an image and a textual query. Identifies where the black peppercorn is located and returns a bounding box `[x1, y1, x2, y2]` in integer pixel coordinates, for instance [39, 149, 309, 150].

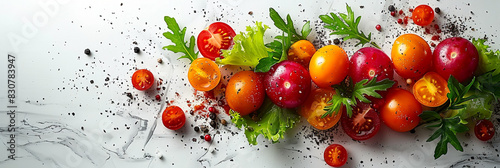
[388, 5, 395, 12]
[194, 126, 200, 132]
[209, 113, 216, 120]
[84, 48, 91, 55]
[134, 47, 140, 53]
[333, 38, 340, 45]
[434, 7, 441, 14]
[210, 120, 217, 128]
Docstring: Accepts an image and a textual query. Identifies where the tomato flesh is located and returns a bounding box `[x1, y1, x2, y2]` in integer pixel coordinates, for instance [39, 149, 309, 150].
[162, 106, 186, 130]
[413, 72, 450, 107]
[412, 5, 434, 26]
[299, 88, 342, 130]
[474, 119, 495, 141]
[188, 58, 221, 91]
[197, 22, 236, 60]
[131, 69, 154, 90]
[226, 71, 265, 116]
[341, 102, 380, 140]
[324, 144, 348, 167]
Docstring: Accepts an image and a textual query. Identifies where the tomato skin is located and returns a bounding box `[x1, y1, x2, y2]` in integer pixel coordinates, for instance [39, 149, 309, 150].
[265, 61, 311, 108]
[299, 88, 342, 130]
[226, 71, 265, 116]
[433, 37, 479, 83]
[324, 144, 348, 167]
[412, 72, 450, 107]
[412, 5, 434, 26]
[349, 47, 394, 83]
[188, 58, 221, 91]
[474, 119, 495, 141]
[162, 106, 186, 130]
[131, 69, 155, 90]
[381, 88, 422, 132]
[288, 40, 317, 68]
[310, 45, 349, 88]
[341, 102, 380, 140]
[391, 34, 432, 80]
[197, 22, 236, 60]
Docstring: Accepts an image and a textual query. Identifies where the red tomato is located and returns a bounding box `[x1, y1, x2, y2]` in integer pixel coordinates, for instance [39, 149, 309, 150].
[162, 106, 186, 130]
[391, 34, 432, 80]
[381, 88, 422, 132]
[226, 71, 265, 116]
[412, 72, 450, 107]
[309, 45, 349, 88]
[324, 144, 348, 167]
[188, 58, 221, 91]
[299, 88, 342, 130]
[341, 102, 380, 140]
[197, 22, 236, 60]
[474, 119, 495, 141]
[412, 5, 434, 26]
[131, 69, 154, 90]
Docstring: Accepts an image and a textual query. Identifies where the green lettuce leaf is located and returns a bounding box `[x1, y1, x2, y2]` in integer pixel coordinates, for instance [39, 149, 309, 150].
[472, 38, 500, 75]
[230, 99, 300, 145]
[451, 90, 495, 124]
[216, 22, 271, 67]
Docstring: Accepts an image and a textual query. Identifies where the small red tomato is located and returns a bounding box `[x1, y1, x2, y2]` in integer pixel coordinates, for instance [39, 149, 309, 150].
[204, 134, 212, 142]
[324, 144, 348, 167]
[474, 119, 495, 141]
[197, 22, 236, 60]
[412, 5, 434, 26]
[131, 69, 154, 90]
[162, 106, 186, 130]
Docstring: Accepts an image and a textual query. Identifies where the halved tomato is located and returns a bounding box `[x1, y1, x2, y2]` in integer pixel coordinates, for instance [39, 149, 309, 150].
[131, 69, 154, 90]
[412, 72, 450, 107]
[299, 88, 342, 130]
[340, 102, 380, 140]
[197, 22, 236, 60]
[324, 144, 348, 167]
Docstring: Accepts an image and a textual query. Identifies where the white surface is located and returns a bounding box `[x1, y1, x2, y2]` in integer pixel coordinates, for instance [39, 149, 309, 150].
[1, 0, 500, 167]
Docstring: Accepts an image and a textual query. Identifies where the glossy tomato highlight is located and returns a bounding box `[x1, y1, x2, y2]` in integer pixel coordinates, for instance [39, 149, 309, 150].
[433, 37, 479, 83]
[226, 71, 265, 116]
[197, 22, 236, 60]
[265, 61, 311, 108]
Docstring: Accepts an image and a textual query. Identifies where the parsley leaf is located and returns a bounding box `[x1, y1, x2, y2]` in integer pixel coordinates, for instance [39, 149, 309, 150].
[162, 16, 198, 63]
[269, 8, 311, 43]
[319, 4, 380, 49]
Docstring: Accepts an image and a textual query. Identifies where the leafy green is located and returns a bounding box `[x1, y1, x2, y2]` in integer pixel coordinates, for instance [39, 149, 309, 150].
[216, 22, 271, 67]
[452, 91, 495, 124]
[319, 4, 380, 49]
[322, 77, 394, 118]
[230, 99, 300, 145]
[269, 8, 311, 43]
[473, 70, 500, 99]
[162, 16, 198, 63]
[472, 38, 500, 75]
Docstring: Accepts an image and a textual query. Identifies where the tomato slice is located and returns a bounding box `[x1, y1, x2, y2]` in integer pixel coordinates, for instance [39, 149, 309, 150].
[474, 119, 495, 141]
[131, 69, 154, 90]
[412, 5, 434, 26]
[188, 58, 221, 91]
[299, 88, 342, 130]
[341, 102, 380, 141]
[162, 106, 186, 130]
[197, 22, 236, 60]
[413, 72, 450, 107]
[324, 144, 348, 167]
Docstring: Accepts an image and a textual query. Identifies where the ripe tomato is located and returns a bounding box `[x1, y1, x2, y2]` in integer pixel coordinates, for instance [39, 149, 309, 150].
[197, 22, 236, 60]
[412, 5, 434, 26]
[288, 40, 317, 68]
[391, 34, 432, 80]
[131, 69, 154, 90]
[341, 102, 380, 140]
[162, 106, 186, 130]
[381, 88, 422, 132]
[324, 144, 348, 167]
[349, 47, 394, 84]
[265, 61, 311, 108]
[188, 58, 221, 91]
[433, 37, 479, 83]
[474, 119, 495, 141]
[226, 71, 265, 116]
[299, 88, 342, 130]
[412, 72, 450, 107]
[310, 45, 349, 88]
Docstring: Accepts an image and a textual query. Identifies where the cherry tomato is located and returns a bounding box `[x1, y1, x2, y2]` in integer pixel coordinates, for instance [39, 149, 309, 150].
[391, 34, 432, 80]
[197, 22, 236, 60]
[161, 106, 186, 130]
[324, 144, 348, 167]
[310, 45, 349, 88]
[341, 102, 380, 140]
[188, 58, 221, 91]
[381, 88, 422, 132]
[265, 61, 311, 108]
[433, 37, 479, 83]
[299, 88, 342, 130]
[412, 5, 434, 26]
[412, 72, 450, 107]
[131, 69, 154, 90]
[349, 47, 394, 84]
[288, 40, 317, 68]
[226, 71, 265, 116]
[474, 119, 495, 141]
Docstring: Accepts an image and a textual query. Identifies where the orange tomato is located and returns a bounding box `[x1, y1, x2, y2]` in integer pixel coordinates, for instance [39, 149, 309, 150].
[299, 88, 342, 130]
[381, 88, 422, 132]
[309, 45, 349, 88]
[288, 40, 316, 68]
[412, 72, 450, 107]
[391, 34, 432, 80]
[226, 71, 265, 116]
[188, 58, 221, 91]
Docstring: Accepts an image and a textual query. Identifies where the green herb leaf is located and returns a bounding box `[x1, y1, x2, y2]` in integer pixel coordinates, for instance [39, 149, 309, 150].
[472, 38, 500, 75]
[319, 4, 380, 49]
[473, 70, 500, 99]
[230, 99, 300, 145]
[269, 8, 310, 43]
[162, 16, 198, 63]
[447, 76, 476, 110]
[425, 117, 468, 159]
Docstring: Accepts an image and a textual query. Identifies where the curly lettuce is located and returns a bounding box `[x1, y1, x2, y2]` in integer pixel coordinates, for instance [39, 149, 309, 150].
[472, 38, 500, 75]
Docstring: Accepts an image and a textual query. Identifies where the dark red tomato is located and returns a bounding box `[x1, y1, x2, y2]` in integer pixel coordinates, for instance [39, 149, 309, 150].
[162, 106, 186, 130]
[265, 61, 311, 108]
[341, 102, 381, 140]
[412, 5, 434, 26]
[197, 22, 236, 60]
[433, 37, 479, 83]
[324, 144, 348, 167]
[349, 47, 394, 83]
[226, 71, 265, 116]
[474, 119, 495, 141]
[131, 69, 154, 90]
[381, 88, 422, 132]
